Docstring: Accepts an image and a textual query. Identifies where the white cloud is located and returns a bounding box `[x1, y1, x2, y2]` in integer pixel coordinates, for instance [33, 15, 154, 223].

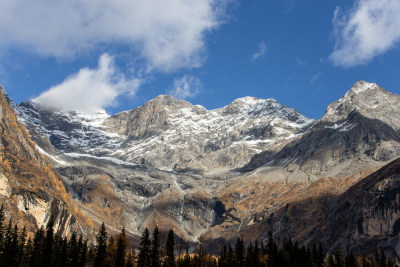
[251, 42, 267, 62]
[330, 0, 400, 67]
[33, 54, 140, 113]
[0, 0, 232, 72]
[168, 75, 202, 100]
[310, 73, 321, 84]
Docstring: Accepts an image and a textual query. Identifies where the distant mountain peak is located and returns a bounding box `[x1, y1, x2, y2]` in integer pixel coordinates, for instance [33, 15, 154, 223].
[148, 94, 192, 107]
[228, 96, 276, 105]
[343, 80, 380, 100]
[322, 81, 400, 129]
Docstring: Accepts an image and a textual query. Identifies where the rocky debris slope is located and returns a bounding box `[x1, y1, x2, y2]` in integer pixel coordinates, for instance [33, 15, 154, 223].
[55, 157, 227, 241]
[0, 86, 88, 236]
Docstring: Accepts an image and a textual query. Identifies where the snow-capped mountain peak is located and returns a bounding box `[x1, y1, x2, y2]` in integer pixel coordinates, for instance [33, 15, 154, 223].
[16, 93, 316, 172]
[322, 80, 400, 130]
[343, 80, 378, 99]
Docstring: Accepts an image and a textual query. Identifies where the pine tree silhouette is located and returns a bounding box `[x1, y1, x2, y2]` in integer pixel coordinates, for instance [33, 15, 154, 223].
[95, 222, 108, 267]
[165, 229, 175, 267]
[114, 227, 127, 267]
[151, 225, 161, 267]
[138, 228, 151, 267]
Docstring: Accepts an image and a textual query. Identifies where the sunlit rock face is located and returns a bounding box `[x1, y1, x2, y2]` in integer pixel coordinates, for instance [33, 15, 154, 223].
[0, 88, 87, 237]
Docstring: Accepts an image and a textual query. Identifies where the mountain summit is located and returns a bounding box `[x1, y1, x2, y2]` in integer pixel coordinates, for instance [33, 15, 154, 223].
[323, 80, 400, 130]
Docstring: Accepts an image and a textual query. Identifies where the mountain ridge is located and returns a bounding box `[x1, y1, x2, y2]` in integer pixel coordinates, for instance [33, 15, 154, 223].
[2, 80, 400, 258]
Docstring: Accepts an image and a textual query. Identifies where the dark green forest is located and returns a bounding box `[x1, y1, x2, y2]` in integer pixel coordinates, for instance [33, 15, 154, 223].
[0, 206, 395, 267]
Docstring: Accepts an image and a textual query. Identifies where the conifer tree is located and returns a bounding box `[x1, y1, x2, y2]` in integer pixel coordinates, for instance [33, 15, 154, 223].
[317, 243, 324, 267]
[138, 228, 151, 267]
[260, 240, 264, 256]
[55, 235, 68, 267]
[164, 229, 175, 267]
[219, 245, 227, 267]
[245, 242, 253, 267]
[42, 220, 55, 267]
[17, 225, 27, 266]
[253, 240, 260, 267]
[3, 219, 12, 254]
[266, 231, 278, 267]
[151, 225, 161, 267]
[235, 237, 244, 267]
[23, 237, 33, 266]
[30, 226, 45, 267]
[69, 231, 80, 267]
[114, 227, 127, 267]
[79, 236, 88, 267]
[106, 236, 116, 265]
[227, 244, 234, 267]
[3, 222, 19, 266]
[95, 222, 108, 267]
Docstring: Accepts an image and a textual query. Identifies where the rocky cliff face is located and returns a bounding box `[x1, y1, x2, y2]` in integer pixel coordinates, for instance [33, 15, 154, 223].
[241, 81, 400, 175]
[0, 86, 88, 236]
[18, 94, 314, 173]
[4, 80, 400, 258]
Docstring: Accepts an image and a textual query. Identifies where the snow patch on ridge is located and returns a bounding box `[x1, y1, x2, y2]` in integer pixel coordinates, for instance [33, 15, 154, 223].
[36, 145, 69, 166]
[325, 121, 357, 132]
[65, 152, 136, 166]
[344, 80, 377, 98]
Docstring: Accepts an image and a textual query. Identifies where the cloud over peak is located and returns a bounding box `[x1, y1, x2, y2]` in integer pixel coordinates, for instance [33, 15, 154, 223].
[330, 0, 400, 67]
[33, 54, 140, 113]
[168, 75, 202, 100]
[0, 0, 232, 72]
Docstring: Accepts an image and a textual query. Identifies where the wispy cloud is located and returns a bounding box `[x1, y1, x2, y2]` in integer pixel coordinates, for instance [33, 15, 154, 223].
[297, 59, 307, 67]
[33, 54, 140, 113]
[251, 42, 267, 62]
[168, 75, 202, 100]
[0, 0, 233, 72]
[310, 73, 321, 84]
[330, 0, 400, 67]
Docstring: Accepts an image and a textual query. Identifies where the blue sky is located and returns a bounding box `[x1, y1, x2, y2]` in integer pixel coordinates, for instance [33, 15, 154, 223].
[0, 0, 399, 119]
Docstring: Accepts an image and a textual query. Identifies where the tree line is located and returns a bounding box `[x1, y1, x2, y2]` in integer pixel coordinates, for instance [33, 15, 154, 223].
[0, 205, 396, 267]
